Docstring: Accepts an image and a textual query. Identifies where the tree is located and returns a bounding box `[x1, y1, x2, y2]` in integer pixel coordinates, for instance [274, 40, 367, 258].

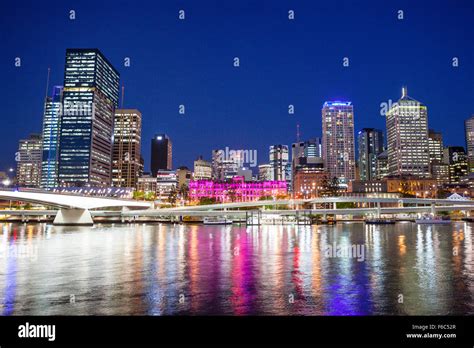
[321, 176, 340, 197]
[168, 186, 178, 205]
[179, 184, 189, 202]
[198, 197, 217, 205]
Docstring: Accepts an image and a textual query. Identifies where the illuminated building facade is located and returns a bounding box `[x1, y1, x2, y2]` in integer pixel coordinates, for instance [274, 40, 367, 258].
[16, 134, 42, 187]
[269, 144, 289, 181]
[443, 146, 469, 184]
[386, 88, 430, 178]
[322, 101, 356, 185]
[41, 86, 63, 189]
[189, 176, 287, 202]
[464, 115, 474, 172]
[58, 49, 120, 187]
[112, 109, 143, 188]
[357, 128, 384, 181]
[193, 156, 212, 180]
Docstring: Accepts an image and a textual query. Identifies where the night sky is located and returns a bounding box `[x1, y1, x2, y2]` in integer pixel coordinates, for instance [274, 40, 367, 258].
[1, 0, 473, 172]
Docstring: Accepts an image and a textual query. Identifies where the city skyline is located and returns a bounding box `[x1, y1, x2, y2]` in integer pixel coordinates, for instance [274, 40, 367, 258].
[1, 0, 473, 172]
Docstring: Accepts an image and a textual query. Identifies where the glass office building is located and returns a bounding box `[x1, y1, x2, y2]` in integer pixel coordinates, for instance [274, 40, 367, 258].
[58, 49, 119, 187]
[41, 86, 63, 189]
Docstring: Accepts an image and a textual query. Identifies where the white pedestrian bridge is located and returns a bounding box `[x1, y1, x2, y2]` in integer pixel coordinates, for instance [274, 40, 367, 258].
[0, 190, 473, 225]
[0, 190, 151, 225]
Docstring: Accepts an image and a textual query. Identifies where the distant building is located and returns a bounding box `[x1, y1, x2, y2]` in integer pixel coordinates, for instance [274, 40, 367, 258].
[431, 163, 450, 186]
[443, 146, 469, 184]
[40, 86, 63, 189]
[137, 174, 157, 194]
[151, 134, 172, 176]
[464, 115, 474, 172]
[58, 48, 120, 187]
[112, 109, 143, 188]
[258, 164, 272, 181]
[155, 169, 177, 200]
[16, 134, 42, 188]
[428, 129, 443, 164]
[357, 128, 384, 181]
[176, 166, 192, 189]
[386, 87, 430, 178]
[237, 167, 253, 181]
[321, 101, 356, 185]
[375, 150, 389, 180]
[349, 176, 437, 198]
[189, 176, 287, 203]
[269, 145, 289, 181]
[193, 156, 212, 180]
[293, 158, 327, 198]
[212, 149, 238, 181]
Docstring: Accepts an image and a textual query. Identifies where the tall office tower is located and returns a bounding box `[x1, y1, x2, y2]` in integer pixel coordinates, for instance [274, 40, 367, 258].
[304, 138, 322, 158]
[40, 86, 63, 189]
[291, 141, 305, 169]
[321, 101, 356, 185]
[428, 129, 443, 164]
[211, 150, 238, 181]
[386, 87, 430, 178]
[16, 134, 42, 188]
[464, 115, 474, 172]
[443, 146, 468, 184]
[269, 145, 289, 181]
[112, 109, 143, 188]
[193, 156, 212, 180]
[357, 128, 384, 181]
[375, 150, 389, 180]
[151, 134, 172, 176]
[258, 164, 272, 181]
[58, 49, 120, 187]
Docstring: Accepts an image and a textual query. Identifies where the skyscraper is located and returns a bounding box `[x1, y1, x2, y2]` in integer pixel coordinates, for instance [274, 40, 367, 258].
[357, 128, 384, 181]
[58, 49, 120, 187]
[464, 115, 474, 172]
[443, 146, 468, 184]
[40, 86, 63, 189]
[386, 87, 430, 178]
[16, 134, 42, 188]
[151, 134, 172, 176]
[269, 145, 289, 181]
[428, 129, 443, 164]
[112, 109, 143, 188]
[321, 101, 356, 185]
[211, 149, 238, 181]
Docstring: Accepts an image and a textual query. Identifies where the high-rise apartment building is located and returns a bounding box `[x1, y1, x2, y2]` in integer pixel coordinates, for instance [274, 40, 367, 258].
[151, 134, 172, 176]
[386, 88, 430, 178]
[357, 128, 384, 181]
[112, 109, 143, 188]
[58, 49, 120, 187]
[464, 115, 474, 172]
[16, 134, 42, 187]
[322, 101, 356, 185]
[269, 145, 289, 181]
[41, 86, 63, 189]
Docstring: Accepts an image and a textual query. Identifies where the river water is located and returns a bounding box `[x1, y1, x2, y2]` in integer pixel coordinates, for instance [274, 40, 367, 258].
[0, 222, 472, 315]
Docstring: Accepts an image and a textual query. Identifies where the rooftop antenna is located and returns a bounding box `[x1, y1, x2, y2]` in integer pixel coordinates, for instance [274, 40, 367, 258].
[44, 67, 51, 100]
[402, 86, 407, 98]
[296, 123, 300, 142]
[121, 85, 125, 108]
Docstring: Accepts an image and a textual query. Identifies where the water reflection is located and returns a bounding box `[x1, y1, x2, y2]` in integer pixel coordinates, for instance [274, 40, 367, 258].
[0, 222, 472, 315]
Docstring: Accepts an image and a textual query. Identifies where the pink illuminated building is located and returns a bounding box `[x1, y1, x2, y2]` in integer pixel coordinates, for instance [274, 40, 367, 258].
[189, 176, 287, 202]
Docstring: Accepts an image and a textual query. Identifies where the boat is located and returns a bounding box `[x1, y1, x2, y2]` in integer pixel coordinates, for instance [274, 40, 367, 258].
[365, 218, 396, 225]
[203, 217, 233, 225]
[415, 215, 451, 224]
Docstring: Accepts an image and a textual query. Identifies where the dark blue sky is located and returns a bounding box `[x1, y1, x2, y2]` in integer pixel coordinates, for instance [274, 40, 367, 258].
[1, 0, 473, 171]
